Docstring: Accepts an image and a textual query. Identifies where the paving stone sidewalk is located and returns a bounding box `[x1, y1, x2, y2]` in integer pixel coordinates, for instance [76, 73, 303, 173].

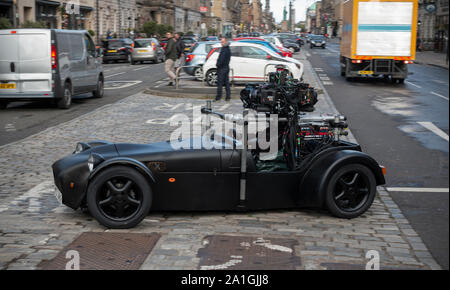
[0, 53, 441, 270]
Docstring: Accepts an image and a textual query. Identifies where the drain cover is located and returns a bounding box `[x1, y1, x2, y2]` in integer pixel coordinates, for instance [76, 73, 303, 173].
[39, 232, 160, 270]
[197, 235, 300, 270]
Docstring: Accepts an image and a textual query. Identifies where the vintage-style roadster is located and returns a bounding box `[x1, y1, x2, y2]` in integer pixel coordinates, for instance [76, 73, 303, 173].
[52, 71, 385, 229]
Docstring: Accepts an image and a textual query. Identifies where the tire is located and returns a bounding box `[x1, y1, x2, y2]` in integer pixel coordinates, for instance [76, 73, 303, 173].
[396, 78, 405, 84]
[325, 164, 377, 219]
[194, 67, 203, 81]
[0, 100, 8, 109]
[87, 165, 152, 229]
[57, 82, 72, 109]
[206, 69, 218, 87]
[93, 75, 104, 98]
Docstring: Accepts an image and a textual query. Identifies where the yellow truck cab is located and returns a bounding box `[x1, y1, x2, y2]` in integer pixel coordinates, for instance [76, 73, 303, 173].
[340, 0, 418, 83]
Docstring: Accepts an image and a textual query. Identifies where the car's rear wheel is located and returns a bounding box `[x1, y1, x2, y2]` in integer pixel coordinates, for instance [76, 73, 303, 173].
[194, 67, 203, 80]
[57, 83, 72, 109]
[325, 164, 377, 219]
[206, 69, 218, 87]
[87, 166, 152, 229]
[93, 75, 104, 98]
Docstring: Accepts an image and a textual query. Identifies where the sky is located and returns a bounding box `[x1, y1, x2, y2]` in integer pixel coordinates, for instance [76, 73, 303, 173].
[263, 0, 317, 23]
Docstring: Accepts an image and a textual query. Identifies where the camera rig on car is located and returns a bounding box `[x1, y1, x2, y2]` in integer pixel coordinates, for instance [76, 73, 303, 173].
[201, 65, 349, 171]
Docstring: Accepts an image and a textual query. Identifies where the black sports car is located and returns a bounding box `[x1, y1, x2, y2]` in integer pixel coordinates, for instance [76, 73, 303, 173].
[52, 74, 385, 229]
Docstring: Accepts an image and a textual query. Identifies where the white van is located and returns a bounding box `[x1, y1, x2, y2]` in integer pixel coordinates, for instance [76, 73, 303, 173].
[0, 29, 104, 109]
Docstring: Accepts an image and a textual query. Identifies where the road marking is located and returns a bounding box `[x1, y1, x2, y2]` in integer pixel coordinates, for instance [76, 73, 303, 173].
[387, 187, 449, 193]
[322, 81, 334, 85]
[326, 47, 340, 54]
[133, 66, 149, 71]
[417, 122, 449, 141]
[431, 92, 449, 101]
[105, 72, 126, 79]
[104, 80, 143, 90]
[405, 81, 422, 89]
[0, 181, 55, 213]
[306, 52, 311, 57]
[4, 123, 16, 132]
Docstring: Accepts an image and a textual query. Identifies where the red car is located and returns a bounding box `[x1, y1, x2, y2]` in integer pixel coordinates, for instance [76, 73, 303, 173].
[277, 46, 293, 57]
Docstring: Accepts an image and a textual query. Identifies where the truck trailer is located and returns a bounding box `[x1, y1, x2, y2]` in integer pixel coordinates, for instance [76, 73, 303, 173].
[340, 0, 418, 83]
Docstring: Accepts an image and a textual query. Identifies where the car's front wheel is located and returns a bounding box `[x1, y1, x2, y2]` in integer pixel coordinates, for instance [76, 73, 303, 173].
[87, 166, 152, 229]
[325, 164, 376, 219]
[206, 69, 218, 87]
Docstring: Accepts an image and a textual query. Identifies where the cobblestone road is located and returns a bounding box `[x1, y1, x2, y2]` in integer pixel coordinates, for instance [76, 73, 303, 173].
[0, 53, 441, 270]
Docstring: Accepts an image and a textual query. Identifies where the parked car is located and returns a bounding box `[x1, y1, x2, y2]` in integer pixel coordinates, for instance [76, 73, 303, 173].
[276, 33, 303, 46]
[261, 36, 293, 57]
[202, 36, 220, 41]
[130, 38, 165, 65]
[203, 42, 303, 87]
[0, 29, 104, 109]
[310, 35, 326, 49]
[183, 41, 220, 80]
[271, 34, 300, 52]
[160, 38, 169, 50]
[102, 38, 134, 63]
[233, 38, 286, 57]
[181, 37, 197, 52]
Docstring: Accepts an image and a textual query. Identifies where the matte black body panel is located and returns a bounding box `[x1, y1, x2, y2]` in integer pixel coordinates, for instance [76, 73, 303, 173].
[52, 139, 385, 212]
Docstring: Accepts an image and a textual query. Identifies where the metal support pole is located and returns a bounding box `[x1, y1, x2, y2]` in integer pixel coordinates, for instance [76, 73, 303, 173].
[96, 0, 100, 43]
[238, 110, 249, 210]
[12, 0, 17, 28]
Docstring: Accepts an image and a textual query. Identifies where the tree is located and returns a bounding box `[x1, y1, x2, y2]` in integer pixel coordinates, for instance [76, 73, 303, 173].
[88, 29, 95, 37]
[143, 21, 158, 37]
[21, 21, 47, 28]
[0, 17, 12, 29]
[208, 28, 217, 36]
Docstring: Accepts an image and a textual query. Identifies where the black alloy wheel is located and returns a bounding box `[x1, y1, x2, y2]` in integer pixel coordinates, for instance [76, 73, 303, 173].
[87, 166, 152, 229]
[325, 164, 376, 219]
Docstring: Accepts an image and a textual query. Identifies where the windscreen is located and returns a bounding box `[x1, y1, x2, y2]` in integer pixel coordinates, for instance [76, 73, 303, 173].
[134, 40, 152, 48]
[107, 40, 125, 49]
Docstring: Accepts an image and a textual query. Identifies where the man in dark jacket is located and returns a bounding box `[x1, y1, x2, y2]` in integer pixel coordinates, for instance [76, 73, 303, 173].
[215, 38, 231, 101]
[175, 33, 185, 69]
[165, 32, 178, 86]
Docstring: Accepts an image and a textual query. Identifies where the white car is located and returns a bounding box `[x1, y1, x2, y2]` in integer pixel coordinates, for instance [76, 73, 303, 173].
[262, 36, 285, 49]
[203, 42, 304, 87]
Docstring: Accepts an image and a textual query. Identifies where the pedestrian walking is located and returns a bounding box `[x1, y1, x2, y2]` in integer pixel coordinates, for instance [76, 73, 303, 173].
[175, 33, 186, 69]
[164, 32, 178, 86]
[215, 38, 231, 101]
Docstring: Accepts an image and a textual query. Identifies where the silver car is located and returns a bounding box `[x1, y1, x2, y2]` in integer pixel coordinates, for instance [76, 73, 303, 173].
[130, 38, 165, 65]
[183, 41, 220, 80]
[0, 29, 103, 109]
